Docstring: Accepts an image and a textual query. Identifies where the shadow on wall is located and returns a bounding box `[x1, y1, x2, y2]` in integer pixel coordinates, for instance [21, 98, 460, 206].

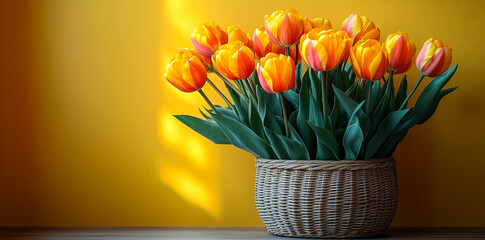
[394, 123, 436, 226]
[0, 0, 40, 226]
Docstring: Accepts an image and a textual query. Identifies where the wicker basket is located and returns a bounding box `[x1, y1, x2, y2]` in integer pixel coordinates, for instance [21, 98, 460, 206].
[255, 157, 398, 239]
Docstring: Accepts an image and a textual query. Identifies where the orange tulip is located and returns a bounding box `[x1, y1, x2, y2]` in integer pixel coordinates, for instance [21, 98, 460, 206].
[341, 14, 380, 44]
[416, 38, 452, 77]
[264, 8, 305, 47]
[383, 32, 416, 74]
[257, 53, 295, 94]
[350, 39, 388, 81]
[304, 17, 332, 33]
[177, 48, 212, 70]
[252, 25, 286, 59]
[333, 30, 353, 61]
[300, 29, 348, 72]
[227, 26, 255, 51]
[164, 52, 207, 93]
[191, 22, 228, 57]
[212, 41, 255, 80]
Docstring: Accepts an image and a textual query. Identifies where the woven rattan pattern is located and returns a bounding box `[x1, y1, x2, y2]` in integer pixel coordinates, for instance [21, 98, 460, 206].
[255, 158, 398, 239]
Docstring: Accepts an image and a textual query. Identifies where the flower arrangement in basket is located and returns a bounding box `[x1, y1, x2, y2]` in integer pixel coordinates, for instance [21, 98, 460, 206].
[164, 8, 457, 239]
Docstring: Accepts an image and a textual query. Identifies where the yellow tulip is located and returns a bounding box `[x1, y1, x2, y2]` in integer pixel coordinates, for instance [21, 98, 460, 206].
[383, 32, 416, 74]
[264, 8, 305, 47]
[177, 48, 212, 70]
[228, 26, 255, 51]
[252, 25, 286, 59]
[304, 17, 332, 33]
[257, 53, 295, 94]
[300, 29, 348, 72]
[350, 39, 388, 81]
[164, 52, 207, 93]
[212, 41, 256, 80]
[191, 22, 228, 57]
[416, 38, 452, 77]
[341, 14, 380, 44]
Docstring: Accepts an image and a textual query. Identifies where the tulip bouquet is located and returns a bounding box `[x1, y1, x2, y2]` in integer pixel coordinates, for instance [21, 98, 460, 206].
[164, 9, 457, 160]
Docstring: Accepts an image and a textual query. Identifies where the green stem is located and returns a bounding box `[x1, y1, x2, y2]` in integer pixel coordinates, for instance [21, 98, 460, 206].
[198, 89, 218, 114]
[207, 78, 234, 112]
[279, 93, 289, 137]
[399, 74, 426, 110]
[284, 46, 290, 57]
[209, 67, 242, 95]
[294, 44, 299, 65]
[235, 80, 248, 99]
[244, 79, 257, 102]
[246, 77, 256, 98]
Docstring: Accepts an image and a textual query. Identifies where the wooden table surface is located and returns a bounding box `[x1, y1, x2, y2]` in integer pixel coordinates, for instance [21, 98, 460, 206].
[1, 227, 485, 240]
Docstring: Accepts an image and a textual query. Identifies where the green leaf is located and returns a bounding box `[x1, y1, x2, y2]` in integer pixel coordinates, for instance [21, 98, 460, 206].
[295, 63, 302, 92]
[309, 69, 323, 107]
[364, 109, 410, 159]
[289, 110, 298, 130]
[343, 118, 364, 160]
[415, 86, 458, 124]
[248, 98, 265, 139]
[333, 85, 370, 137]
[264, 127, 310, 160]
[256, 87, 283, 135]
[371, 80, 381, 113]
[214, 106, 238, 120]
[297, 70, 315, 150]
[199, 108, 212, 121]
[282, 90, 299, 109]
[309, 95, 324, 127]
[264, 91, 282, 117]
[345, 62, 356, 86]
[329, 66, 340, 90]
[211, 113, 275, 158]
[413, 64, 458, 124]
[395, 75, 408, 110]
[226, 83, 249, 125]
[308, 122, 341, 160]
[174, 115, 230, 144]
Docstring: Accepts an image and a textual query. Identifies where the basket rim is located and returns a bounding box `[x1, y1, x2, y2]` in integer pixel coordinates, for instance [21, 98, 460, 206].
[257, 157, 392, 164]
[255, 157, 394, 170]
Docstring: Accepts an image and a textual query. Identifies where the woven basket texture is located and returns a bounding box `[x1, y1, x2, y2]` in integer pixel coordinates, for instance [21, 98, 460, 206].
[255, 157, 398, 239]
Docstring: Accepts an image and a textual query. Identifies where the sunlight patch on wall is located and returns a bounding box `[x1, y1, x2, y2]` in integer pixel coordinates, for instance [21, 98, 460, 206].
[160, 161, 221, 220]
[158, 109, 209, 170]
[163, 0, 203, 35]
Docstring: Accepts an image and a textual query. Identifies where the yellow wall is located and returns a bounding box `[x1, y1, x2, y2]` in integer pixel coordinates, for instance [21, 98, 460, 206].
[1, 0, 485, 227]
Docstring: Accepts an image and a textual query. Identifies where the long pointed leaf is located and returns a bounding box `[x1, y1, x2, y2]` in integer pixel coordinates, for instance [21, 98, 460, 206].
[364, 109, 410, 159]
[211, 113, 275, 158]
[174, 115, 230, 144]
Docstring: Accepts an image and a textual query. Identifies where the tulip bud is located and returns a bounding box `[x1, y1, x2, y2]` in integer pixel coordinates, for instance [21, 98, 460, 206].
[212, 41, 256, 80]
[383, 32, 416, 74]
[164, 53, 207, 93]
[177, 48, 212, 70]
[350, 39, 388, 81]
[300, 29, 348, 72]
[191, 22, 228, 57]
[257, 53, 295, 94]
[416, 38, 452, 77]
[304, 17, 332, 33]
[342, 14, 380, 44]
[252, 25, 286, 59]
[227, 26, 255, 51]
[264, 8, 305, 47]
